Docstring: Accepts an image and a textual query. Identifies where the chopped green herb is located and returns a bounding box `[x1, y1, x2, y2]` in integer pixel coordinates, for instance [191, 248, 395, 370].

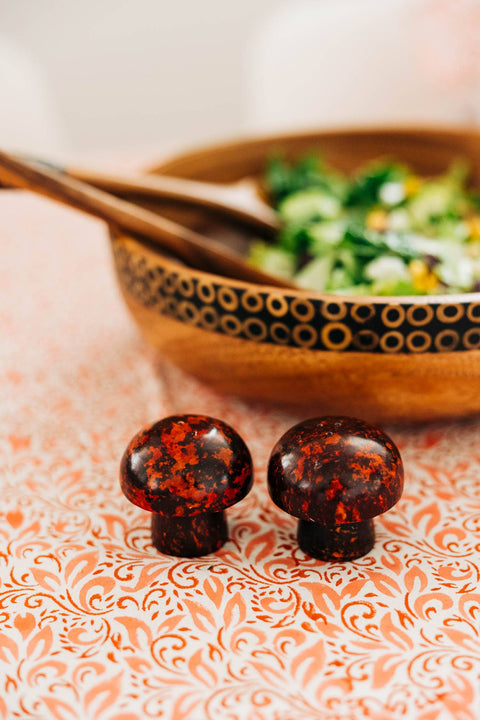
[248, 153, 480, 295]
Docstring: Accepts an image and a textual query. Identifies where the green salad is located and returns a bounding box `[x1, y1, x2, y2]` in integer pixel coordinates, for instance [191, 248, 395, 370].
[248, 154, 480, 295]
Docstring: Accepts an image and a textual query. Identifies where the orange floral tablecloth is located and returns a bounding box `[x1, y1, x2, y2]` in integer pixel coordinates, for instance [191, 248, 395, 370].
[2, 190, 480, 720]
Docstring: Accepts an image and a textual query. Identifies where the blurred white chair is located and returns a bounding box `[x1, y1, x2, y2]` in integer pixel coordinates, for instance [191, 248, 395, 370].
[0, 37, 68, 156]
[246, 0, 480, 132]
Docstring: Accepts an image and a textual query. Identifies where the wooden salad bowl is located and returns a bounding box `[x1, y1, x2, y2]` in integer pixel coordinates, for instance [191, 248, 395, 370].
[110, 126, 480, 423]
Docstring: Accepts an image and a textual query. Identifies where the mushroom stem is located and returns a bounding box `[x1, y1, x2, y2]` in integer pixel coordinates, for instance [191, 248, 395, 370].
[297, 519, 375, 561]
[151, 511, 228, 557]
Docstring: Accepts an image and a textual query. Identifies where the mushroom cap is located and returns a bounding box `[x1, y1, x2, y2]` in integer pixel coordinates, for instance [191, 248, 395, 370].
[268, 416, 403, 524]
[120, 414, 253, 517]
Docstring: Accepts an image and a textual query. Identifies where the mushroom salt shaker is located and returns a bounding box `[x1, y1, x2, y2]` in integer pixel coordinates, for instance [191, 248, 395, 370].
[268, 416, 403, 561]
[120, 414, 253, 557]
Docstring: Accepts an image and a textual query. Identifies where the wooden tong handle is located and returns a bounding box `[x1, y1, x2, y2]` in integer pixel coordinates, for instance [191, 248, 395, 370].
[0, 150, 292, 288]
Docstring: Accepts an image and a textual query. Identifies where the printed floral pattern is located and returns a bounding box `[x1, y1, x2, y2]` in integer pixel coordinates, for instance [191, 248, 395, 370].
[2, 191, 480, 719]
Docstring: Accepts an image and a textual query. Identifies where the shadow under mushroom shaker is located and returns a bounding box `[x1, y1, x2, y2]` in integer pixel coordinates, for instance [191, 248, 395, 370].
[120, 414, 253, 557]
[268, 416, 404, 561]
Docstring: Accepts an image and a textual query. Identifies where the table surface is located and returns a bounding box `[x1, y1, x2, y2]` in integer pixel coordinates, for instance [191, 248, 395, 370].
[2, 188, 480, 720]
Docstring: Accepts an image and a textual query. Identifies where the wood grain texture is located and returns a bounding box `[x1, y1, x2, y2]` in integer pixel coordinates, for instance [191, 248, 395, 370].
[120, 280, 480, 423]
[111, 126, 480, 423]
[0, 150, 289, 287]
[67, 167, 279, 235]
[153, 126, 480, 184]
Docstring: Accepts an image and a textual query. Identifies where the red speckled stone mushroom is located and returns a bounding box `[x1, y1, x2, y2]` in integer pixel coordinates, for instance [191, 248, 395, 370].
[268, 416, 403, 561]
[120, 414, 253, 557]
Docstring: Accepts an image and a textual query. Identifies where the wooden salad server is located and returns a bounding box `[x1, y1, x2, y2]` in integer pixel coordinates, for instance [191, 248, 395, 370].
[0, 150, 292, 287]
[56, 162, 280, 236]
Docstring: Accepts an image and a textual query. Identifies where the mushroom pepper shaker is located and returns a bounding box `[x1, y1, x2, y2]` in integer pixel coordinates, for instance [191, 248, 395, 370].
[120, 414, 253, 557]
[268, 416, 403, 561]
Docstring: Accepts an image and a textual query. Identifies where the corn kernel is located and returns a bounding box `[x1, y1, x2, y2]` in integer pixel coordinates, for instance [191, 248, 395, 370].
[366, 209, 388, 232]
[409, 259, 427, 280]
[467, 215, 480, 239]
[422, 273, 439, 291]
[404, 176, 422, 198]
[409, 259, 438, 292]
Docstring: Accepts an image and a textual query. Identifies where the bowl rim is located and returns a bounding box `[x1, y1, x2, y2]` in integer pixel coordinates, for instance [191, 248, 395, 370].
[138, 122, 480, 306]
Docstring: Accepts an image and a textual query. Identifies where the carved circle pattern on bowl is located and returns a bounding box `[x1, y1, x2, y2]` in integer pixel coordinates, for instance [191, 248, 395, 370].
[114, 243, 480, 354]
